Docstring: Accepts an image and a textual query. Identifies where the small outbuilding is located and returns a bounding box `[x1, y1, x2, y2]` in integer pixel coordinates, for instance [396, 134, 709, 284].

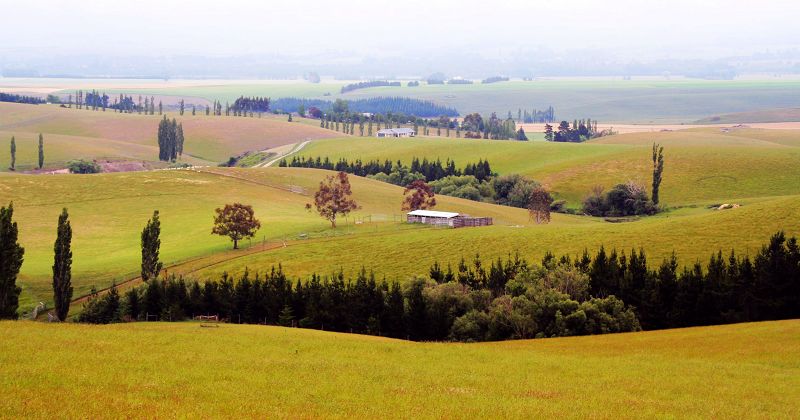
[377, 128, 416, 138]
[406, 209, 493, 228]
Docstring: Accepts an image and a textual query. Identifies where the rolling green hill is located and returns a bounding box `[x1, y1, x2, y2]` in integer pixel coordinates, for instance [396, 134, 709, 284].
[1, 320, 797, 418]
[0, 102, 339, 167]
[293, 128, 800, 205]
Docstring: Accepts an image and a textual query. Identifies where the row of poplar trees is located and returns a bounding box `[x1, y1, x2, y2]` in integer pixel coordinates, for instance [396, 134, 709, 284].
[0, 204, 163, 321]
[0, 204, 72, 321]
[8, 134, 44, 171]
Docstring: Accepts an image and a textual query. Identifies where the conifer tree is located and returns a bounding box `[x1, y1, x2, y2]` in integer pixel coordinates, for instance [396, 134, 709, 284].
[179, 99, 185, 116]
[9, 136, 15, 171]
[0, 203, 24, 319]
[192, 105, 196, 116]
[37, 133, 44, 169]
[158, 101, 163, 115]
[52, 208, 73, 321]
[140, 210, 163, 282]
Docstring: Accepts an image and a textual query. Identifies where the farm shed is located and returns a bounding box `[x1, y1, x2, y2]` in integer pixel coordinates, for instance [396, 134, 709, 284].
[377, 128, 416, 138]
[406, 210, 493, 228]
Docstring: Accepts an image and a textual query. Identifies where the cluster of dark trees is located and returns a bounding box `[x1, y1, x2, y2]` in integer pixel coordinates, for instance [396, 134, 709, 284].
[518, 107, 555, 123]
[545, 119, 604, 142]
[340, 81, 400, 93]
[461, 112, 522, 140]
[447, 79, 473, 85]
[0, 92, 45, 105]
[270, 97, 458, 118]
[279, 156, 493, 183]
[231, 96, 270, 113]
[583, 143, 665, 217]
[482, 76, 509, 84]
[77, 231, 800, 341]
[157, 117, 184, 162]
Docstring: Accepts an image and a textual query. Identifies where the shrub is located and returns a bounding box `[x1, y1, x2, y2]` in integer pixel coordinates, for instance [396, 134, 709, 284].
[582, 182, 657, 217]
[67, 159, 101, 174]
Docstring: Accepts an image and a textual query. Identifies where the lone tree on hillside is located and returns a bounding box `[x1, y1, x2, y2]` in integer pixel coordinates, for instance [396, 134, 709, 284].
[307, 172, 360, 228]
[651, 142, 664, 205]
[52, 208, 73, 321]
[141, 210, 163, 282]
[0, 203, 24, 319]
[401, 180, 436, 211]
[528, 186, 554, 224]
[157, 117, 185, 161]
[38, 133, 44, 169]
[9, 136, 15, 170]
[212, 203, 261, 249]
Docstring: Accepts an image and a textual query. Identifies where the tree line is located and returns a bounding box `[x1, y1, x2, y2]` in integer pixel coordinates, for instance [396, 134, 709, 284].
[340, 81, 401, 94]
[518, 107, 555, 123]
[544, 119, 611, 142]
[279, 156, 494, 183]
[271, 97, 458, 118]
[73, 231, 799, 342]
[0, 92, 45, 105]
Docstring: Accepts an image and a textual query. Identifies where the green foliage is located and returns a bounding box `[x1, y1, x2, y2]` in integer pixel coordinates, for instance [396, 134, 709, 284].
[66, 159, 101, 174]
[0, 203, 23, 319]
[140, 210, 163, 282]
[9, 136, 15, 171]
[583, 182, 657, 217]
[52, 208, 73, 321]
[37, 133, 44, 169]
[652, 143, 664, 205]
[77, 283, 121, 324]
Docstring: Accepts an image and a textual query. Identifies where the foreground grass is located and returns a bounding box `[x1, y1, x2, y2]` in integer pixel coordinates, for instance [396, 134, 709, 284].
[0, 320, 797, 418]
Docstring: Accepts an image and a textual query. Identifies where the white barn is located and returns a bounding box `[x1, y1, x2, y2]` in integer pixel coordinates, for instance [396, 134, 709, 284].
[376, 128, 416, 138]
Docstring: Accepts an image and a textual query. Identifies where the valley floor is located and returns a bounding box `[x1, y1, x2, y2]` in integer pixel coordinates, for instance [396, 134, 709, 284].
[1, 319, 797, 418]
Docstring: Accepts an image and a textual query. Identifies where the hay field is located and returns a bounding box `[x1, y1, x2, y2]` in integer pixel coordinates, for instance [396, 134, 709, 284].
[1, 320, 797, 418]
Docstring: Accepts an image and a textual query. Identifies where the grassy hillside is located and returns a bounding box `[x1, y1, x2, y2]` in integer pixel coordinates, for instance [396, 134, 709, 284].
[72, 78, 800, 123]
[1, 320, 797, 418]
[294, 128, 800, 205]
[0, 167, 531, 309]
[695, 107, 800, 124]
[0, 102, 339, 166]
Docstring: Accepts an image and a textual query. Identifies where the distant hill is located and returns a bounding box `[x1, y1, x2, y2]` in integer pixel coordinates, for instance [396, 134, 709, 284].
[695, 107, 800, 124]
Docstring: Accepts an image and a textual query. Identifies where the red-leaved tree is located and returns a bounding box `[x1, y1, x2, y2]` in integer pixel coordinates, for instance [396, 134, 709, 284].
[307, 172, 360, 228]
[211, 203, 261, 249]
[401, 180, 436, 211]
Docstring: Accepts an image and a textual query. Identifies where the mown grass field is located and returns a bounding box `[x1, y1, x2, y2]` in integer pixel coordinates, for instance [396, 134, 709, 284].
[295, 128, 800, 205]
[1, 320, 797, 418]
[0, 102, 338, 166]
[48, 78, 800, 123]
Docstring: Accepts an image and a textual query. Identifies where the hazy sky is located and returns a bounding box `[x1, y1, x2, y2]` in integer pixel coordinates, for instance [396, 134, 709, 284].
[1, 0, 798, 59]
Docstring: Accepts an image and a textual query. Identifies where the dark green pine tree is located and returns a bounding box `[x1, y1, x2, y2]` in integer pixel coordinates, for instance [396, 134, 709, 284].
[141, 210, 163, 282]
[652, 143, 664, 205]
[38, 133, 44, 169]
[52, 208, 73, 321]
[179, 99, 185, 116]
[9, 136, 15, 171]
[158, 101, 163, 115]
[192, 105, 196, 116]
[176, 123, 184, 157]
[278, 304, 294, 326]
[0, 203, 24, 319]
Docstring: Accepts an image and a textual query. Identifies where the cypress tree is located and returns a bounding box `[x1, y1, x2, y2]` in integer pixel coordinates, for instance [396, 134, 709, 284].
[652, 143, 664, 205]
[158, 101, 163, 115]
[192, 105, 196, 116]
[0, 203, 24, 319]
[176, 123, 184, 157]
[179, 99, 185, 116]
[38, 133, 44, 169]
[52, 208, 73, 321]
[141, 210, 163, 282]
[9, 136, 15, 171]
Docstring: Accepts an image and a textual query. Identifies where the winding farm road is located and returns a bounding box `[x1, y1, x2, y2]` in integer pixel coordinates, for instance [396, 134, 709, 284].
[256, 139, 312, 168]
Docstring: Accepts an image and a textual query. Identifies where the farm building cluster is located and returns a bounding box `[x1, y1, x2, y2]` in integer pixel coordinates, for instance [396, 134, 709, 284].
[406, 210, 493, 228]
[376, 128, 415, 138]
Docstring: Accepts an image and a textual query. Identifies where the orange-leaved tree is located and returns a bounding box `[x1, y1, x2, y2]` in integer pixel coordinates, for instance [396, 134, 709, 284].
[527, 186, 553, 224]
[401, 179, 436, 211]
[307, 172, 360, 228]
[211, 203, 261, 249]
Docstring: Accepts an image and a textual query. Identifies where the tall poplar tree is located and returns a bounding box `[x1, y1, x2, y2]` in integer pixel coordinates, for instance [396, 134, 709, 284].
[38, 133, 44, 169]
[9, 136, 15, 170]
[0, 203, 24, 319]
[52, 208, 73, 321]
[140, 210, 163, 282]
[651, 143, 664, 205]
